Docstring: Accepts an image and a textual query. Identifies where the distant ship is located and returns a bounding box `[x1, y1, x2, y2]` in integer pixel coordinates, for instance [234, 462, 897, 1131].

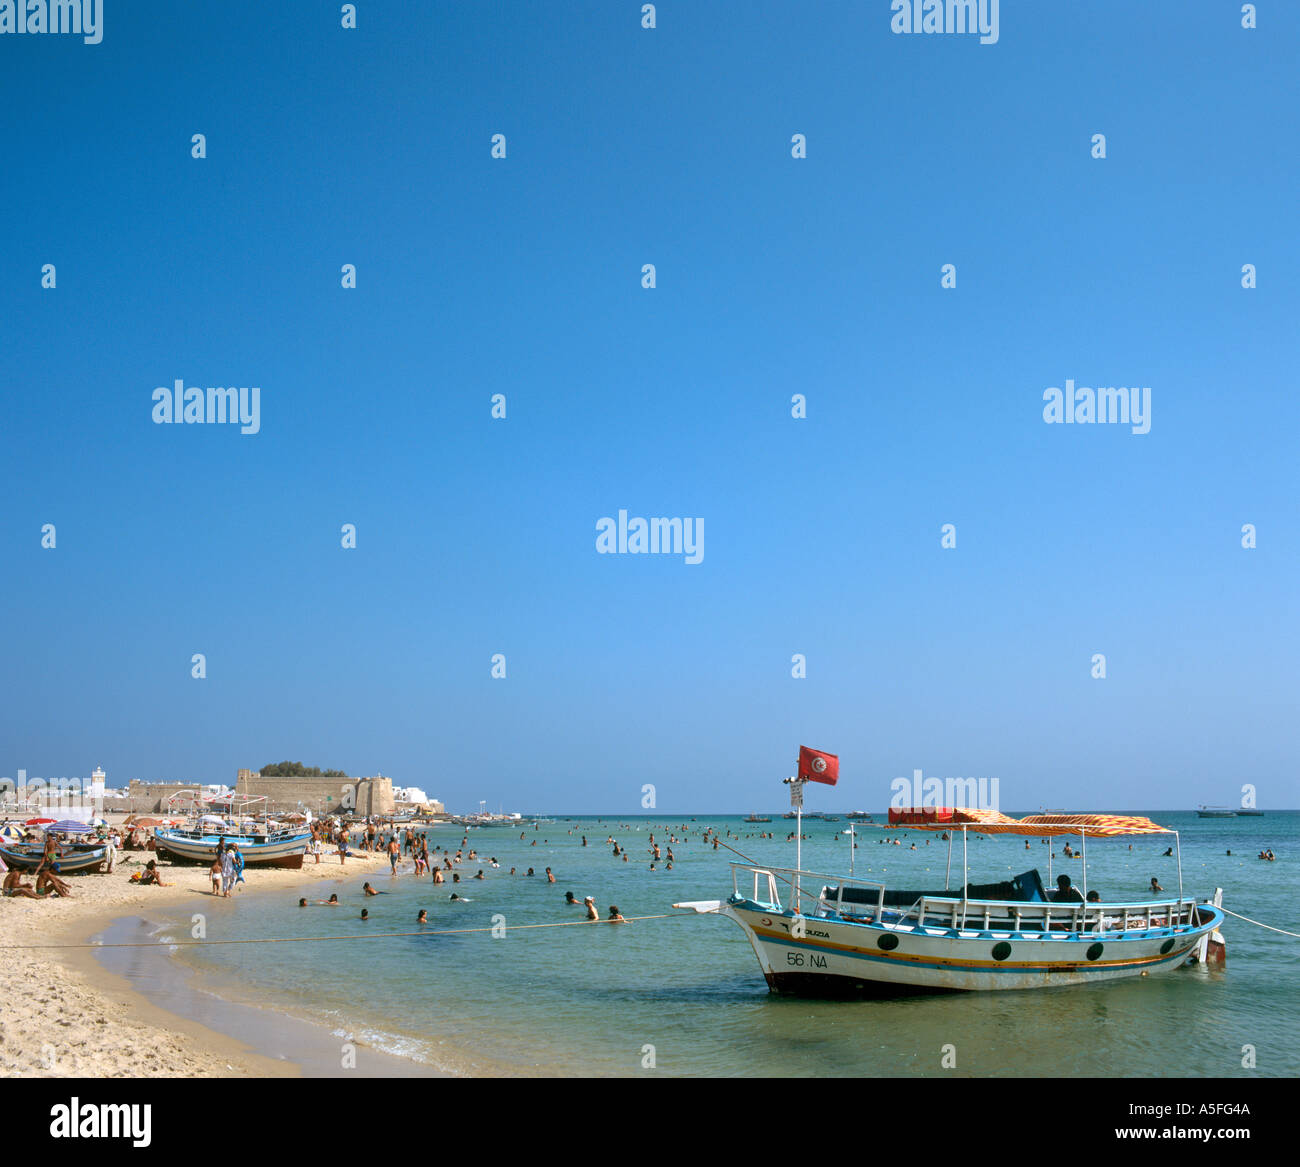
[1196, 806, 1237, 818]
[847, 811, 874, 821]
[1236, 809, 1264, 817]
[744, 814, 772, 823]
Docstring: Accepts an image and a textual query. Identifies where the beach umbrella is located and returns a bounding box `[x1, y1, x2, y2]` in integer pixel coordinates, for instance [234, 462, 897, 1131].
[25, 817, 55, 825]
[48, 820, 93, 833]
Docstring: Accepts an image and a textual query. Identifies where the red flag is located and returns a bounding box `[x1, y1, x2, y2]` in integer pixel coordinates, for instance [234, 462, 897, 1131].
[798, 746, 839, 786]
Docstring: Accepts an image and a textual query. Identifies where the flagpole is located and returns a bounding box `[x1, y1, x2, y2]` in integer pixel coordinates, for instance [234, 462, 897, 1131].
[785, 775, 805, 912]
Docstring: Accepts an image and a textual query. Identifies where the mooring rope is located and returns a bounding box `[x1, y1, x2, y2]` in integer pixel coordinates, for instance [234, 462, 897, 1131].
[3, 913, 684, 951]
[1216, 905, 1300, 938]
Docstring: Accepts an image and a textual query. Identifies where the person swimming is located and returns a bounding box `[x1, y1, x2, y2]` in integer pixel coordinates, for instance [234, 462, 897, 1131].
[360, 908, 369, 920]
[417, 910, 428, 923]
[607, 905, 625, 922]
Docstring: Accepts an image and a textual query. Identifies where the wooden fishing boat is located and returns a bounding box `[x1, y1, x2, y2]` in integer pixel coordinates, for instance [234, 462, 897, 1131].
[151, 791, 310, 869]
[0, 843, 108, 874]
[677, 794, 1224, 996]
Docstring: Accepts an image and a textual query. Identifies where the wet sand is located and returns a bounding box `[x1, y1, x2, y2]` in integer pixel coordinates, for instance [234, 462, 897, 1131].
[1, 832, 446, 1078]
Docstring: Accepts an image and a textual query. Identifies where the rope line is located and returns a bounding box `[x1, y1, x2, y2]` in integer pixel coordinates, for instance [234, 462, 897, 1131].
[3, 913, 683, 951]
[1216, 906, 1300, 938]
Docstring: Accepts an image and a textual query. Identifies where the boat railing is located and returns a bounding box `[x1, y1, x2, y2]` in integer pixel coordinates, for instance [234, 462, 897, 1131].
[729, 863, 887, 918]
[729, 863, 1200, 935]
[899, 893, 1201, 935]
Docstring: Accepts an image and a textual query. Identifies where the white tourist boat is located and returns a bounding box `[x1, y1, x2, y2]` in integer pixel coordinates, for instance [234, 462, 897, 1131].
[678, 793, 1224, 996]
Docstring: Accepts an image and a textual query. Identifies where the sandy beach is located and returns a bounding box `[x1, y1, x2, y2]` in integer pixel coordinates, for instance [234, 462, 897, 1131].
[0, 825, 403, 1078]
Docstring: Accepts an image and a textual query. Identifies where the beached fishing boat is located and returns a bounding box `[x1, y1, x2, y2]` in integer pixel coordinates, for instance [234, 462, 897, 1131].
[0, 842, 108, 874]
[152, 792, 310, 869]
[677, 796, 1224, 996]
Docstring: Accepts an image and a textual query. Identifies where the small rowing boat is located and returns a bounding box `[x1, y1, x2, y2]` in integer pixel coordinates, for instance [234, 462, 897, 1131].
[0, 843, 108, 874]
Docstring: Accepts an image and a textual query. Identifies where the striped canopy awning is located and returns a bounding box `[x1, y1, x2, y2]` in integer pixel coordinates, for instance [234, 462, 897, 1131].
[884, 809, 1174, 837]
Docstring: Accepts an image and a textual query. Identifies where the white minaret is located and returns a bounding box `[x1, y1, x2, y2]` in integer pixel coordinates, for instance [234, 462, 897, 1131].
[90, 766, 106, 813]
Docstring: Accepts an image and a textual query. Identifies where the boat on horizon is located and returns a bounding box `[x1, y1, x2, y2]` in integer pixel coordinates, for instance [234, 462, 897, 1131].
[677, 801, 1224, 996]
[1197, 806, 1238, 818]
[744, 814, 772, 823]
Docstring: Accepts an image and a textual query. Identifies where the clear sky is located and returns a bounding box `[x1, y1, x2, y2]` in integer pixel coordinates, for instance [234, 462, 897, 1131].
[2, 2, 1297, 814]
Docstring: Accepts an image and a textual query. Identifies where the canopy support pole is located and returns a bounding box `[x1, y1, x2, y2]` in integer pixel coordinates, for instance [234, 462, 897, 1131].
[944, 829, 953, 889]
[961, 826, 968, 897]
[1081, 828, 1087, 905]
[1175, 830, 1183, 905]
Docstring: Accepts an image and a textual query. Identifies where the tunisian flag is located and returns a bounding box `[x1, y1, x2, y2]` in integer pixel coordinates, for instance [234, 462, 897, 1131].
[798, 746, 839, 785]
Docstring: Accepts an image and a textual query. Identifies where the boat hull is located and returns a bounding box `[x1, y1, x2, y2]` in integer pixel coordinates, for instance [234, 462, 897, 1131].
[722, 901, 1222, 995]
[0, 844, 108, 874]
[152, 829, 309, 869]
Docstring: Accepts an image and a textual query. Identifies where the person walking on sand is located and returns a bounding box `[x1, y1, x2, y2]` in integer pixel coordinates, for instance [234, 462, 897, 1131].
[388, 837, 400, 874]
[209, 856, 223, 895]
[220, 847, 236, 897]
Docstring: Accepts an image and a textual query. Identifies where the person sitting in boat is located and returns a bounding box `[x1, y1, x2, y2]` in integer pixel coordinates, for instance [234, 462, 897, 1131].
[1086, 890, 1101, 903]
[1050, 874, 1083, 903]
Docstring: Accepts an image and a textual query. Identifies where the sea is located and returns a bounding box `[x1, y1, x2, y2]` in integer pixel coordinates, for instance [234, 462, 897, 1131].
[97, 812, 1300, 1077]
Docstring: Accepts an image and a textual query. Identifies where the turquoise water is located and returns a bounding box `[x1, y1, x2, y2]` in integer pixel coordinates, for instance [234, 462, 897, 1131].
[137, 813, 1299, 1077]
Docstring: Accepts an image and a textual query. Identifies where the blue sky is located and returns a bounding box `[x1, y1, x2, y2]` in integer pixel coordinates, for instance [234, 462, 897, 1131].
[2, 2, 1297, 813]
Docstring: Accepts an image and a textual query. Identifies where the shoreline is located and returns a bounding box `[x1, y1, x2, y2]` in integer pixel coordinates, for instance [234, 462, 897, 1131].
[1, 840, 449, 1078]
